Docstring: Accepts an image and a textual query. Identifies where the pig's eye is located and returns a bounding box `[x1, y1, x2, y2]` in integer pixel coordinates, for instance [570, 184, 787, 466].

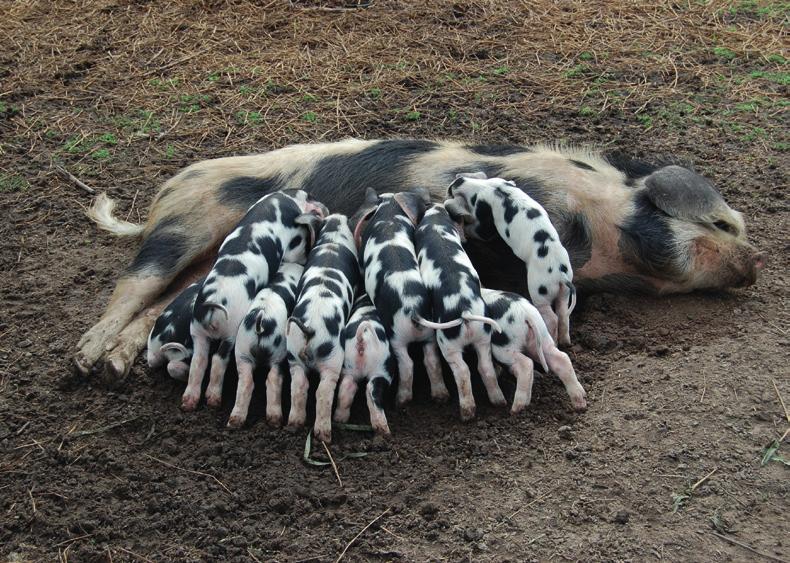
[713, 220, 736, 235]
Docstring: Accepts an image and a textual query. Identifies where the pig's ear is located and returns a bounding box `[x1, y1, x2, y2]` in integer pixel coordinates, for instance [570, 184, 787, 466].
[304, 199, 329, 219]
[444, 197, 475, 225]
[352, 207, 376, 250]
[295, 212, 323, 250]
[644, 165, 725, 221]
[412, 187, 432, 205]
[364, 187, 380, 206]
[393, 192, 427, 226]
[456, 171, 487, 180]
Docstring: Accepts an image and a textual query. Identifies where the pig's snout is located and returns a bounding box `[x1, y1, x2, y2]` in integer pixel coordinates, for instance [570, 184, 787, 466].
[737, 250, 766, 287]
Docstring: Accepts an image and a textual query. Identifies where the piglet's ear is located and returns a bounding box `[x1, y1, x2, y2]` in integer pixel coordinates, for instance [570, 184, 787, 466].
[352, 207, 376, 250]
[444, 197, 475, 225]
[364, 187, 380, 205]
[644, 165, 725, 221]
[295, 212, 323, 250]
[456, 171, 487, 180]
[411, 186, 432, 205]
[393, 191, 427, 226]
[304, 199, 329, 219]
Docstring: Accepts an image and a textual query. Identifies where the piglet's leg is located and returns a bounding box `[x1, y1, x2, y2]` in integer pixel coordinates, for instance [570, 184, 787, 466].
[536, 303, 559, 344]
[393, 344, 414, 407]
[265, 363, 286, 427]
[474, 341, 507, 407]
[313, 365, 341, 443]
[287, 362, 309, 428]
[544, 346, 587, 411]
[227, 358, 255, 429]
[423, 339, 449, 402]
[443, 350, 476, 421]
[366, 375, 391, 435]
[333, 375, 358, 424]
[182, 334, 210, 411]
[554, 283, 572, 346]
[205, 339, 234, 408]
[508, 352, 535, 414]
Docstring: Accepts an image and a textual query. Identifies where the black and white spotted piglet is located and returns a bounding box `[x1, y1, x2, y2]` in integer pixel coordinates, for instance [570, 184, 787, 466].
[286, 214, 359, 443]
[146, 278, 204, 382]
[227, 261, 303, 429]
[447, 174, 576, 345]
[415, 204, 504, 420]
[182, 190, 326, 412]
[354, 189, 457, 408]
[481, 288, 587, 412]
[334, 293, 395, 435]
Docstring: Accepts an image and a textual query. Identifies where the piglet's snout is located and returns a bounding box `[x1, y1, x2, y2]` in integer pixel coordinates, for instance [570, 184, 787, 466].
[736, 248, 766, 287]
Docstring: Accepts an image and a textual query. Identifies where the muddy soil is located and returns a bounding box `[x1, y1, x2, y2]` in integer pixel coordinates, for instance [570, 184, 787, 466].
[1, 1, 788, 561]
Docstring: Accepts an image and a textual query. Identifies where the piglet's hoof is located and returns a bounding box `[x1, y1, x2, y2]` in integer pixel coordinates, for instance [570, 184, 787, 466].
[205, 392, 222, 409]
[313, 425, 332, 444]
[431, 389, 450, 404]
[570, 394, 588, 411]
[459, 405, 476, 421]
[105, 357, 130, 381]
[181, 394, 199, 412]
[266, 413, 283, 427]
[226, 414, 245, 429]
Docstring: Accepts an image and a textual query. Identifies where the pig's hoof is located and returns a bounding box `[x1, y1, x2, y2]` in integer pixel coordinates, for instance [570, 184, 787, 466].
[396, 392, 412, 407]
[333, 410, 350, 424]
[266, 413, 282, 427]
[205, 392, 222, 409]
[431, 389, 450, 403]
[489, 392, 507, 407]
[181, 394, 199, 412]
[313, 425, 332, 444]
[459, 405, 476, 421]
[227, 414, 245, 429]
[105, 357, 130, 381]
[287, 415, 306, 429]
[570, 394, 588, 411]
[372, 422, 391, 436]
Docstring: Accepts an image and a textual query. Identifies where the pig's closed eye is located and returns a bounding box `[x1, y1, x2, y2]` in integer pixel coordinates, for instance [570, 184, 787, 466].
[713, 220, 736, 235]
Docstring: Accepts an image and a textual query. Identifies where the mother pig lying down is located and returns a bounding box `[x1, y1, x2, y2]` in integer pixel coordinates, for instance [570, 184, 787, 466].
[77, 139, 765, 379]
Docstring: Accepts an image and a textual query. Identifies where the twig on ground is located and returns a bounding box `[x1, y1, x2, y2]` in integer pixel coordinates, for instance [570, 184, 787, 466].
[70, 417, 139, 438]
[771, 379, 789, 424]
[336, 507, 390, 562]
[691, 467, 717, 492]
[145, 454, 233, 496]
[115, 546, 155, 562]
[322, 440, 343, 488]
[711, 531, 789, 563]
[28, 488, 37, 514]
[53, 164, 95, 194]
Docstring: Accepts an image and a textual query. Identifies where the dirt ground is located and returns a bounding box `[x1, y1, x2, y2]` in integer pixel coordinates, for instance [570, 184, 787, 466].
[1, 1, 788, 561]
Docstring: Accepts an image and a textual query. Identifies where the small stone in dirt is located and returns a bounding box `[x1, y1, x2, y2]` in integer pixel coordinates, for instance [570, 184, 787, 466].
[558, 425, 573, 440]
[463, 527, 484, 542]
[18, 339, 32, 348]
[419, 502, 439, 519]
[613, 510, 630, 525]
[650, 345, 670, 357]
[564, 448, 579, 460]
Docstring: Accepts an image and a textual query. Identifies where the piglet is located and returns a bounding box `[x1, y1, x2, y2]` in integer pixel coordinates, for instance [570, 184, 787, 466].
[228, 261, 303, 428]
[415, 203, 505, 420]
[147, 279, 204, 382]
[334, 293, 395, 435]
[481, 288, 587, 412]
[182, 190, 326, 411]
[287, 214, 359, 443]
[353, 188, 458, 407]
[447, 174, 576, 345]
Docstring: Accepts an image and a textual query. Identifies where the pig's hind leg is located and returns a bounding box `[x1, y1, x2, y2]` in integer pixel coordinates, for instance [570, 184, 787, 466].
[473, 340, 507, 408]
[227, 356, 255, 428]
[314, 361, 342, 443]
[393, 344, 415, 407]
[423, 339, 450, 402]
[442, 349, 476, 421]
[182, 332, 210, 411]
[265, 362, 287, 426]
[287, 361, 309, 428]
[543, 345, 587, 411]
[205, 338, 234, 408]
[366, 374, 391, 435]
[333, 374, 359, 424]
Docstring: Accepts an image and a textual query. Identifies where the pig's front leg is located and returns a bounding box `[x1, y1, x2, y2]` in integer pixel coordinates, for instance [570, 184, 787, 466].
[393, 344, 414, 407]
[313, 363, 342, 443]
[423, 339, 449, 402]
[265, 362, 286, 426]
[205, 338, 234, 408]
[442, 349, 476, 421]
[227, 357, 255, 428]
[473, 341, 507, 407]
[333, 374, 358, 424]
[366, 375, 391, 435]
[287, 361, 309, 428]
[182, 333, 210, 411]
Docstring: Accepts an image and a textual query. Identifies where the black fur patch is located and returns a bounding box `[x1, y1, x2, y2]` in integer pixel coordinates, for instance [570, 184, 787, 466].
[555, 212, 593, 269]
[559, 264, 568, 273]
[526, 208, 541, 219]
[618, 191, 679, 276]
[603, 151, 659, 186]
[217, 339, 234, 359]
[245, 278, 257, 298]
[316, 341, 334, 358]
[533, 230, 552, 244]
[538, 285, 548, 295]
[301, 140, 440, 216]
[369, 376, 388, 409]
[217, 175, 287, 210]
[258, 317, 277, 336]
[213, 258, 247, 277]
[126, 216, 191, 275]
[288, 234, 303, 250]
[466, 144, 530, 157]
[569, 159, 595, 171]
[473, 201, 498, 240]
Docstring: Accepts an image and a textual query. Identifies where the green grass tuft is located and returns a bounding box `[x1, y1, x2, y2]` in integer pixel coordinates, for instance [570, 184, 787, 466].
[713, 47, 736, 61]
[405, 110, 421, 121]
[0, 173, 29, 193]
[302, 111, 317, 123]
[579, 106, 596, 117]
